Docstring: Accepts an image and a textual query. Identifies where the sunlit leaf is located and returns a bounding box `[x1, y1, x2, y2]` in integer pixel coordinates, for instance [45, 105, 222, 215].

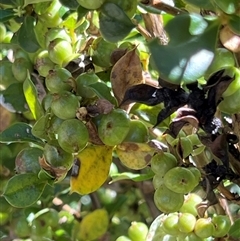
[149, 13, 220, 84]
[23, 72, 44, 120]
[70, 144, 113, 195]
[3, 173, 46, 208]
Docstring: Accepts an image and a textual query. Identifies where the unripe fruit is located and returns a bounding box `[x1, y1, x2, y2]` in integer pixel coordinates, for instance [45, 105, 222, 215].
[98, 109, 130, 146]
[57, 119, 89, 153]
[45, 68, 72, 93]
[45, 28, 71, 48]
[42, 92, 53, 111]
[178, 213, 196, 233]
[151, 152, 177, 175]
[48, 39, 73, 66]
[51, 91, 80, 119]
[43, 143, 74, 170]
[12, 57, 33, 82]
[0, 61, 18, 89]
[153, 174, 164, 189]
[128, 221, 148, 241]
[34, 50, 55, 77]
[188, 166, 201, 187]
[212, 215, 231, 237]
[162, 213, 180, 236]
[179, 193, 202, 216]
[194, 218, 215, 239]
[123, 120, 149, 143]
[164, 167, 197, 194]
[116, 236, 131, 241]
[15, 147, 42, 174]
[154, 184, 184, 213]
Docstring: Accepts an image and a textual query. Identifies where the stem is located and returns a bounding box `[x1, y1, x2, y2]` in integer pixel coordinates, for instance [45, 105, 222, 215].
[140, 0, 185, 16]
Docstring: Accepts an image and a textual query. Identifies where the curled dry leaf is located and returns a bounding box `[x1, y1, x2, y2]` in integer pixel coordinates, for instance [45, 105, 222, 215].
[85, 121, 104, 145]
[39, 156, 68, 181]
[110, 48, 144, 105]
[87, 99, 114, 116]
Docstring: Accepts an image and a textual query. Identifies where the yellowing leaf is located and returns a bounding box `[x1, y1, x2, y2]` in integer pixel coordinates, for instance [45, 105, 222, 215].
[116, 142, 155, 170]
[73, 209, 109, 241]
[70, 144, 113, 195]
[110, 48, 144, 104]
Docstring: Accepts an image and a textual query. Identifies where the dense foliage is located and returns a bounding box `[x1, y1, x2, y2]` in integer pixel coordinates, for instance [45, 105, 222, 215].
[0, 0, 240, 240]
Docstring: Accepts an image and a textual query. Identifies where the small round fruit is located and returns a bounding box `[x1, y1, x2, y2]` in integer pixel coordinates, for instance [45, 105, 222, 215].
[45, 68, 72, 93]
[194, 218, 215, 239]
[178, 213, 196, 233]
[76, 72, 99, 98]
[153, 174, 164, 189]
[98, 109, 130, 146]
[128, 221, 148, 241]
[162, 213, 180, 236]
[13, 216, 31, 238]
[164, 167, 197, 194]
[151, 152, 177, 175]
[116, 236, 131, 241]
[15, 147, 42, 174]
[123, 119, 149, 143]
[154, 184, 184, 213]
[188, 166, 201, 186]
[51, 91, 80, 119]
[57, 119, 89, 153]
[12, 57, 33, 82]
[45, 28, 71, 48]
[179, 193, 202, 216]
[212, 215, 231, 238]
[48, 38, 73, 66]
[0, 61, 18, 89]
[185, 232, 203, 241]
[77, 0, 105, 9]
[34, 50, 55, 77]
[43, 143, 74, 170]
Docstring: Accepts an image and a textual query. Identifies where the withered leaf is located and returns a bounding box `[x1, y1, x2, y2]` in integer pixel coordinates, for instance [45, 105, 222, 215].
[110, 48, 143, 104]
[87, 99, 114, 116]
[120, 84, 162, 107]
[85, 121, 104, 145]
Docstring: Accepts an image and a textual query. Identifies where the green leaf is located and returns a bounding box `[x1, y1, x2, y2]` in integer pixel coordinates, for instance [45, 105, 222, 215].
[99, 2, 135, 42]
[149, 13, 220, 84]
[229, 219, 240, 238]
[0, 0, 18, 5]
[184, 0, 215, 10]
[59, 0, 78, 9]
[229, 15, 240, 34]
[0, 122, 43, 144]
[17, 16, 40, 53]
[110, 169, 154, 183]
[213, 0, 238, 14]
[3, 173, 46, 208]
[32, 114, 51, 140]
[0, 83, 28, 113]
[23, 73, 44, 120]
[89, 81, 118, 106]
[0, 9, 15, 22]
[23, 0, 52, 7]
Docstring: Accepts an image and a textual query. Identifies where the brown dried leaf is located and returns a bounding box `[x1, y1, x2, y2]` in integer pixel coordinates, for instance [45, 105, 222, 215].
[110, 48, 144, 104]
[85, 121, 104, 145]
[87, 99, 114, 116]
[39, 156, 68, 181]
